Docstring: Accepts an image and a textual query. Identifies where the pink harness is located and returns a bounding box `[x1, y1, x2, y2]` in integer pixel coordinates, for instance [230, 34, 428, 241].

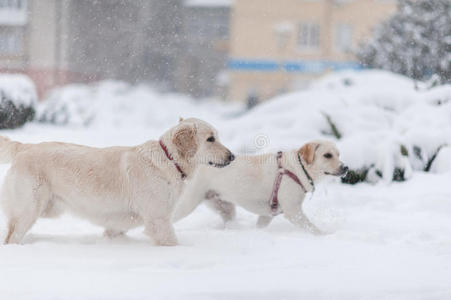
[270, 151, 308, 215]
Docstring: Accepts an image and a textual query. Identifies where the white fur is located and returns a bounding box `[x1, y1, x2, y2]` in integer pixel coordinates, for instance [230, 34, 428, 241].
[174, 140, 346, 234]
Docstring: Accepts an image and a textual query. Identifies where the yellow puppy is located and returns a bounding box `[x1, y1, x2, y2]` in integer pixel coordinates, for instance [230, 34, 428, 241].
[1, 118, 234, 246]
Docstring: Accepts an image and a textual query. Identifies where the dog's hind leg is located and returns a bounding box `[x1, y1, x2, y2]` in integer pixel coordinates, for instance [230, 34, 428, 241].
[204, 190, 236, 224]
[2, 170, 50, 244]
[4, 219, 16, 244]
[40, 198, 64, 218]
[4, 209, 40, 244]
[256, 215, 273, 228]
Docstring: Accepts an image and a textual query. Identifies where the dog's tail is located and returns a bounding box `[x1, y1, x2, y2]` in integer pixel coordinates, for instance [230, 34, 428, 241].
[0, 136, 21, 163]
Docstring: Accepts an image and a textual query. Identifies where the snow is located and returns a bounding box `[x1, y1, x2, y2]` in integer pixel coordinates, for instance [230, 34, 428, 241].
[2, 70, 451, 299]
[225, 70, 451, 178]
[37, 80, 243, 128]
[430, 146, 451, 174]
[0, 74, 37, 107]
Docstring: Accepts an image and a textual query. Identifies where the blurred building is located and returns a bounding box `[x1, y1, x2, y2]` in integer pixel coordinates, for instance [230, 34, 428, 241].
[0, 0, 88, 97]
[176, 0, 231, 98]
[0, 0, 397, 101]
[228, 0, 397, 102]
[0, 0, 185, 98]
[0, 0, 230, 99]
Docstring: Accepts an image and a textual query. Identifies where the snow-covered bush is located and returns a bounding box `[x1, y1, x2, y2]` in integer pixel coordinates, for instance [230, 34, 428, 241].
[0, 74, 37, 129]
[429, 146, 451, 173]
[36, 82, 121, 127]
[358, 0, 450, 85]
[225, 70, 451, 184]
[36, 80, 243, 128]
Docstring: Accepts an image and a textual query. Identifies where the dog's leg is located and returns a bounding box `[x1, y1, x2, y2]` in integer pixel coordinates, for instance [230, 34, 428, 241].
[4, 219, 16, 244]
[172, 180, 207, 223]
[2, 172, 48, 244]
[144, 217, 178, 246]
[256, 216, 273, 228]
[204, 191, 236, 224]
[284, 209, 322, 235]
[3, 211, 39, 244]
[40, 199, 64, 218]
[281, 197, 322, 234]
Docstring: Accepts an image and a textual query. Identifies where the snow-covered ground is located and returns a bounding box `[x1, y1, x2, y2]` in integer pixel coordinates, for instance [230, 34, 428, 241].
[1, 71, 451, 299]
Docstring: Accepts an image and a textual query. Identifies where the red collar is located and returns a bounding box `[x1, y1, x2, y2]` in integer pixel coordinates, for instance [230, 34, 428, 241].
[159, 140, 187, 180]
[270, 151, 307, 215]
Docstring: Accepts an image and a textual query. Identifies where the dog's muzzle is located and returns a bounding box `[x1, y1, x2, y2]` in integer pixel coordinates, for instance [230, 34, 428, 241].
[338, 164, 349, 177]
[209, 153, 235, 168]
[325, 164, 349, 177]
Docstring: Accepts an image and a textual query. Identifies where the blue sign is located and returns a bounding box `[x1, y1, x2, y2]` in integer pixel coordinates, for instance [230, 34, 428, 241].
[228, 58, 363, 73]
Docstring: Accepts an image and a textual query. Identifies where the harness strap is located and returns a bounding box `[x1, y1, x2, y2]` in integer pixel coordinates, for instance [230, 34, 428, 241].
[159, 140, 187, 180]
[283, 169, 307, 192]
[270, 151, 310, 215]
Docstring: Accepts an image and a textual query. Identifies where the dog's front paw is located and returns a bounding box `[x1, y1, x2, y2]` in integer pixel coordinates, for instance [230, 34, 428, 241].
[305, 225, 325, 235]
[256, 216, 273, 228]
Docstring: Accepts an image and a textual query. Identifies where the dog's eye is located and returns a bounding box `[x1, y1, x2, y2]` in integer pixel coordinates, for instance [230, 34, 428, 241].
[207, 136, 215, 142]
[323, 153, 333, 159]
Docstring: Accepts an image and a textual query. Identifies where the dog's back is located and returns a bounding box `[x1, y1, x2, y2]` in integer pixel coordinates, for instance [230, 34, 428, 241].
[174, 154, 278, 222]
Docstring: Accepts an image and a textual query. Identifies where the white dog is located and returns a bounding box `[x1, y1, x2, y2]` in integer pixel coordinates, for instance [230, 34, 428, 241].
[1, 118, 234, 246]
[173, 140, 347, 233]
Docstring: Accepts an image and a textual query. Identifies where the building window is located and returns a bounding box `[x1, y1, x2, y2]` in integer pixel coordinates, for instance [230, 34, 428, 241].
[298, 23, 319, 49]
[0, 0, 27, 25]
[336, 24, 353, 52]
[0, 30, 23, 55]
[0, 0, 26, 10]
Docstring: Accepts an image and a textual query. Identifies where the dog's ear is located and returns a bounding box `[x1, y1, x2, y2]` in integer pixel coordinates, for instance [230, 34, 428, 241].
[299, 142, 319, 164]
[172, 124, 197, 159]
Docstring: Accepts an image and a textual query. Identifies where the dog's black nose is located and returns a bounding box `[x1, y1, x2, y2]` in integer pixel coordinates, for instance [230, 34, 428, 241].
[341, 165, 349, 174]
[229, 153, 235, 162]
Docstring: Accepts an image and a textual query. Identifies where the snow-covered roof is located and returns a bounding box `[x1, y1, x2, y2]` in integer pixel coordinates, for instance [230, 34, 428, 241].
[184, 0, 233, 7]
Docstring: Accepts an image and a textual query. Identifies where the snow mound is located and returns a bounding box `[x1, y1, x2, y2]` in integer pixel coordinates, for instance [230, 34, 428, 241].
[226, 70, 451, 182]
[0, 74, 37, 129]
[0, 74, 37, 107]
[37, 80, 243, 128]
